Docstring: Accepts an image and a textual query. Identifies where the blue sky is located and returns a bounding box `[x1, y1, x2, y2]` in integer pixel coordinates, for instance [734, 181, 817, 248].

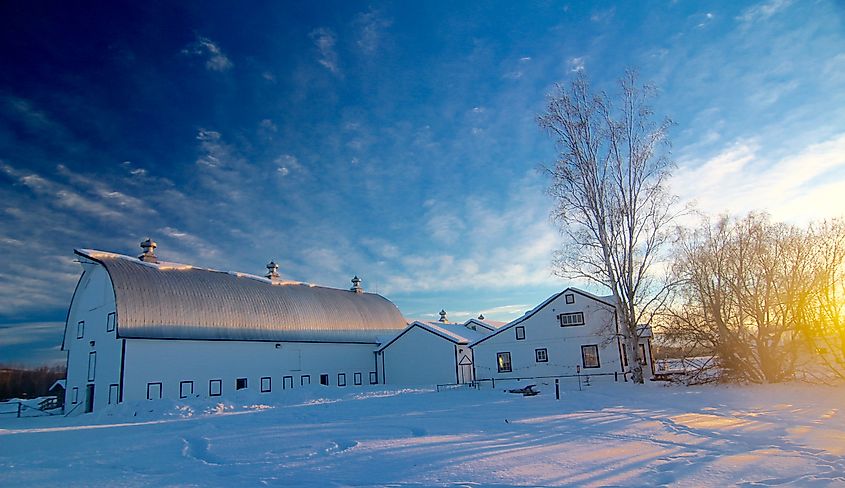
[1, 1, 844, 365]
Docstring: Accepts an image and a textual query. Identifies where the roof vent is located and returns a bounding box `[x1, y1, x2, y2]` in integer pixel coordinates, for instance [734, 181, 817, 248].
[265, 261, 280, 280]
[478, 314, 485, 320]
[350, 275, 363, 293]
[439, 309, 447, 323]
[138, 238, 158, 263]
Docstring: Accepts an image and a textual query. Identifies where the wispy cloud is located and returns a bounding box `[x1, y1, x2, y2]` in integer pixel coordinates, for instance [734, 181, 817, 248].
[737, 0, 792, 27]
[182, 36, 233, 72]
[354, 8, 392, 55]
[310, 28, 340, 75]
[568, 57, 586, 72]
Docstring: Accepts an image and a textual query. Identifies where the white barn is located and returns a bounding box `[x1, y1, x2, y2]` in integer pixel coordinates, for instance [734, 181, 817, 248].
[376, 314, 496, 385]
[471, 288, 654, 384]
[61, 241, 406, 414]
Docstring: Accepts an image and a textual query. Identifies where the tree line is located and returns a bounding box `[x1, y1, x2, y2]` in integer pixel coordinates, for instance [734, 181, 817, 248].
[0, 365, 66, 401]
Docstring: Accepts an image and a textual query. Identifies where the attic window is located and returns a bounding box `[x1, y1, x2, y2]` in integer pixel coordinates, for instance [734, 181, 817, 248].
[560, 312, 585, 327]
[515, 326, 525, 340]
[565, 294, 575, 304]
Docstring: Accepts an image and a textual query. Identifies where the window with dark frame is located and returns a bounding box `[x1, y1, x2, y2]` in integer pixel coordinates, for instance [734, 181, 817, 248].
[209, 379, 222, 396]
[369, 372, 378, 384]
[581, 345, 600, 368]
[72, 386, 79, 404]
[108, 384, 119, 404]
[535, 348, 548, 363]
[354, 372, 362, 385]
[236, 377, 248, 390]
[639, 343, 648, 365]
[260, 377, 271, 392]
[301, 375, 311, 386]
[565, 293, 575, 304]
[320, 374, 329, 386]
[338, 373, 347, 387]
[106, 312, 116, 333]
[146, 382, 162, 400]
[180, 381, 194, 398]
[515, 326, 526, 340]
[77, 320, 85, 339]
[497, 352, 512, 373]
[87, 352, 96, 381]
[559, 312, 585, 327]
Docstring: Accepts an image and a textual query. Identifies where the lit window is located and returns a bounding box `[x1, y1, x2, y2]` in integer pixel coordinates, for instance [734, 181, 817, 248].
[354, 372, 362, 386]
[209, 379, 222, 396]
[260, 377, 271, 393]
[338, 373, 347, 387]
[560, 312, 585, 327]
[180, 381, 194, 398]
[87, 352, 96, 381]
[535, 348, 548, 363]
[77, 321, 85, 339]
[236, 378, 247, 390]
[106, 312, 116, 333]
[497, 352, 512, 373]
[515, 326, 525, 340]
[582, 345, 600, 368]
[565, 294, 575, 304]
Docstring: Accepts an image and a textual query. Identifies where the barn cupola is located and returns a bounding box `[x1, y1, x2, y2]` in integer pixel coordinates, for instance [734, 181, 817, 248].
[439, 309, 447, 322]
[350, 275, 363, 293]
[138, 238, 158, 263]
[265, 261, 280, 281]
[478, 313, 485, 320]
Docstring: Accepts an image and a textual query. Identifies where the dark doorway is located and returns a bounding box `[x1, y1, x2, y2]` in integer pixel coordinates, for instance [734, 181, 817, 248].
[84, 384, 94, 413]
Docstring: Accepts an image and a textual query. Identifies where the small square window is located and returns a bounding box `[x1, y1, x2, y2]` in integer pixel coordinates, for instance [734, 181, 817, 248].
[565, 293, 575, 304]
[338, 373, 347, 387]
[497, 352, 512, 373]
[535, 348, 548, 363]
[301, 375, 311, 386]
[260, 377, 271, 393]
[106, 312, 116, 333]
[236, 378, 248, 390]
[582, 345, 600, 369]
[77, 321, 85, 339]
[354, 372, 362, 386]
[180, 381, 194, 399]
[320, 374, 329, 386]
[209, 379, 222, 396]
[369, 372, 378, 385]
[146, 382, 162, 400]
[515, 326, 525, 340]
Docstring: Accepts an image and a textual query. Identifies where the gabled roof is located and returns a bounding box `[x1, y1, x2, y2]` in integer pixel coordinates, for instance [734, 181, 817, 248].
[377, 320, 488, 352]
[470, 287, 616, 347]
[73, 249, 407, 343]
[462, 318, 498, 332]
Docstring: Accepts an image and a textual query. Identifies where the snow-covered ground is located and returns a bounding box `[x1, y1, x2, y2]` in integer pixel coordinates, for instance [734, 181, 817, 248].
[2, 381, 845, 487]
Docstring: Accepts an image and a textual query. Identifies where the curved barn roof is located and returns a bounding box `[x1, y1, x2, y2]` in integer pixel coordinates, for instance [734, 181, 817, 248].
[75, 249, 407, 343]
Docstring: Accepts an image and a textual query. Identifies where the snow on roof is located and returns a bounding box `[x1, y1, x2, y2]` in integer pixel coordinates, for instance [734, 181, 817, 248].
[74, 249, 407, 343]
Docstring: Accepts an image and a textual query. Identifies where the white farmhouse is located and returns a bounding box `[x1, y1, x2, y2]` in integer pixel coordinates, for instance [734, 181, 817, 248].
[471, 288, 654, 384]
[377, 312, 497, 385]
[61, 241, 406, 415]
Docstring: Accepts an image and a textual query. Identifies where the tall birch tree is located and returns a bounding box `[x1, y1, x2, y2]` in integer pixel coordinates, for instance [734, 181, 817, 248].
[538, 71, 677, 384]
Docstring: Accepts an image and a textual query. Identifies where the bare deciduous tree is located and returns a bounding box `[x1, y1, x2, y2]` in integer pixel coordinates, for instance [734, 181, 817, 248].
[538, 71, 677, 384]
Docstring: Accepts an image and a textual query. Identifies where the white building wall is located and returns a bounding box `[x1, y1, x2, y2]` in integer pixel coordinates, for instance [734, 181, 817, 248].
[380, 327, 458, 385]
[62, 262, 122, 414]
[472, 291, 625, 382]
[121, 339, 379, 402]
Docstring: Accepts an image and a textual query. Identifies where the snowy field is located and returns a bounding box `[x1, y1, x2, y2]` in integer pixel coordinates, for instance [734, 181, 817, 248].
[2, 381, 845, 487]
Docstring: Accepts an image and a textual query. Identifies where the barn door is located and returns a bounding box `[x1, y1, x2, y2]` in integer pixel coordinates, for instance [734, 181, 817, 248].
[457, 351, 474, 384]
[84, 384, 95, 413]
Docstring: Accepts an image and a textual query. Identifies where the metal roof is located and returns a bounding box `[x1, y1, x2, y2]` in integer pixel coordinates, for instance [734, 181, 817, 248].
[75, 249, 407, 343]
